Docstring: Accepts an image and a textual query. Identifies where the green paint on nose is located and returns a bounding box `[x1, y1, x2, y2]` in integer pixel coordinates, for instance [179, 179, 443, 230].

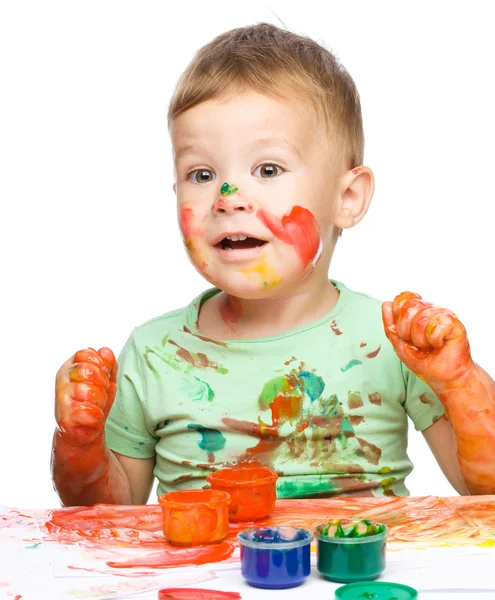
[221, 182, 239, 197]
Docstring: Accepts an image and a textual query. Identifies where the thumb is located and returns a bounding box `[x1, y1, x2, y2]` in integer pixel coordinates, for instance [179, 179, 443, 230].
[382, 301, 400, 347]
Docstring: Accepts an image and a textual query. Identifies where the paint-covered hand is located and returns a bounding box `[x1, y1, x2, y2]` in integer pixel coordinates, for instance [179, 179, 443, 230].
[55, 347, 117, 446]
[382, 292, 474, 385]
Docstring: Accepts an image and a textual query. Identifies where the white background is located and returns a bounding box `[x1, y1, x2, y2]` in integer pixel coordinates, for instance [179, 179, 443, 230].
[1, 1, 493, 508]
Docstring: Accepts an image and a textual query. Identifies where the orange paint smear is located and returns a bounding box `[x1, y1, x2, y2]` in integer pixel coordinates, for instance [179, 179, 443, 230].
[3, 496, 495, 575]
[257, 206, 321, 267]
[159, 590, 241, 600]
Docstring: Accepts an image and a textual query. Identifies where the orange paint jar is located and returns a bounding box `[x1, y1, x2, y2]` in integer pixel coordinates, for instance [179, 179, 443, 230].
[158, 489, 230, 546]
[206, 466, 278, 522]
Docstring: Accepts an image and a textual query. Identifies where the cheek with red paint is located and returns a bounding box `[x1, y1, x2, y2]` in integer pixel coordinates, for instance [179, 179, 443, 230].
[257, 206, 322, 269]
[179, 205, 209, 272]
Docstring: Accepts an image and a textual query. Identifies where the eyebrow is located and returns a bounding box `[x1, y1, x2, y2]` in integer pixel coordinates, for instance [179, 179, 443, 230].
[174, 137, 302, 163]
[247, 137, 302, 159]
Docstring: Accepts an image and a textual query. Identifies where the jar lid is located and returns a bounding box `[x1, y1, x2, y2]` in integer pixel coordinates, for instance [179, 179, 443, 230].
[335, 581, 418, 599]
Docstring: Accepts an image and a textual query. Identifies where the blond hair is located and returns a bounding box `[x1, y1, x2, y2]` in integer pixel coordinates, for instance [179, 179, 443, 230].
[167, 22, 364, 168]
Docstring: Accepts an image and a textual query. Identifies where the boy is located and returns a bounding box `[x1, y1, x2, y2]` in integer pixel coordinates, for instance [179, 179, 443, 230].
[51, 23, 495, 507]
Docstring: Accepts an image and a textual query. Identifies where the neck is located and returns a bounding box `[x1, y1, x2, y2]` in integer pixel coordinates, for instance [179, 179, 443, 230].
[201, 270, 339, 340]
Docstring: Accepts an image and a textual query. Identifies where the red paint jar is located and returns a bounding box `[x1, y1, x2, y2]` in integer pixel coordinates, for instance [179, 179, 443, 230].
[206, 466, 278, 522]
[158, 489, 230, 546]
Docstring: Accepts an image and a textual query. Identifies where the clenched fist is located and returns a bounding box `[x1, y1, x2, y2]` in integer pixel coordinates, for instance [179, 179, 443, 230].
[382, 292, 474, 385]
[55, 347, 117, 446]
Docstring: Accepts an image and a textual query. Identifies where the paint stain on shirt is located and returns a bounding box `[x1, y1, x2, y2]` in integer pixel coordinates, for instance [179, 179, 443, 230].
[341, 359, 363, 372]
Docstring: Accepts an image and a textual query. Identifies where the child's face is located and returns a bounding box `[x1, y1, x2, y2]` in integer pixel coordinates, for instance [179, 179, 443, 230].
[171, 91, 346, 298]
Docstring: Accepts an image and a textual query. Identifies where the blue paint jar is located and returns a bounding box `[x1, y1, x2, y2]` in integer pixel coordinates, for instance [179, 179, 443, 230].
[238, 526, 313, 589]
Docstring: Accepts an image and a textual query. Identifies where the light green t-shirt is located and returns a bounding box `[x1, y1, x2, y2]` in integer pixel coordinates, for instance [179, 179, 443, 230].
[105, 280, 445, 499]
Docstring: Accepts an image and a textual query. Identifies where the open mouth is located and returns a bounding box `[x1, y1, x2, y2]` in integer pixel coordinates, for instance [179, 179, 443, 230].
[216, 235, 268, 251]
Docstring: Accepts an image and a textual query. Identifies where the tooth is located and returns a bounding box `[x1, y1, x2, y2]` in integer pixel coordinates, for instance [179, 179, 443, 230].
[229, 235, 239, 241]
[238, 235, 247, 241]
[224, 246, 232, 250]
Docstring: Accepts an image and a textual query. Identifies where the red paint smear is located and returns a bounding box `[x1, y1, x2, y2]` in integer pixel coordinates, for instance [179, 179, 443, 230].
[168, 340, 224, 371]
[331, 320, 343, 335]
[360, 342, 367, 348]
[179, 207, 195, 239]
[159, 589, 240, 600]
[182, 326, 228, 347]
[366, 345, 381, 359]
[2, 495, 495, 576]
[257, 206, 321, 267]
[219, 302, 239, 325]
[107, 541, 234, 569]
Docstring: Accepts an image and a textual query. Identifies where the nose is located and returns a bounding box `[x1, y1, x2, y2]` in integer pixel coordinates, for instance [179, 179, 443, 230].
[211, 183, 254, 215]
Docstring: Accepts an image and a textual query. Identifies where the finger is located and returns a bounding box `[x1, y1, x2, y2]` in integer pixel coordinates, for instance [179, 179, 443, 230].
[69, 362, 109, 388]
[442, 313, 467, 343]
[98, 347, 117, 372]
[74, 348, 107, 368]
[425, 312, 456, 349]
[395, 297, 433, 342]
[71, 403, 105, 427]
[410, 306, 448, 349]
[381, 301, 399, 345]
[382, 301, 408, 357]
[391, 291, 422, 320]
[70, 382, 108, 410]
[105, 362, 118, 411]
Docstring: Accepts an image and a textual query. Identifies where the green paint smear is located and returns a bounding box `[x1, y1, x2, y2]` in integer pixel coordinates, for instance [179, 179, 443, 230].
[220, 182, 239, 196]
[258, 370, 324, 410]
[26, 542, 42, 549]
[259, 375, 298, 411]
[181, 376, 215, 402]
[277, 477, 335, 499]
[187, 423, 226, 453]
[341, 359, 363, 372]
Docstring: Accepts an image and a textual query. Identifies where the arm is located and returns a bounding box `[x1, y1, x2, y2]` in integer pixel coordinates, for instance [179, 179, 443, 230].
[421, 415, 469, 495]
[51, 348, 136, 506]
[383, 292, 495, 495]
[113, 452, 156, 505]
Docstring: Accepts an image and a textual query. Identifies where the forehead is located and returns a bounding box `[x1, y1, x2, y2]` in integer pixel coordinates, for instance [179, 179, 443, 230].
[170, 91, 328, 160]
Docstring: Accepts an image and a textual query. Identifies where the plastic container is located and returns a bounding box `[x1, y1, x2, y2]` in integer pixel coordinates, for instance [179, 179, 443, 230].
[238, 526, 313, 589]
[207, 466, 278, 522]
[158, 489, 230, 546]
[335, 581, 418, 599]
[316, 521, 388, 583]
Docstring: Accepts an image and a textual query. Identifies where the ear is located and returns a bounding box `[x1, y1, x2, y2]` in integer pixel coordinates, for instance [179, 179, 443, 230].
[333, 166, 374, 230]
[173, 182, 177, 194]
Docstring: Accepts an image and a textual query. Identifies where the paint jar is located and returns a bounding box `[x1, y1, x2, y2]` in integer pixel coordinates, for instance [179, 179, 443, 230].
[316, 521, 388, 583]
[206, 466, 278, 522]
[238, 526, 313, 589]
[158, 489, 230, 546]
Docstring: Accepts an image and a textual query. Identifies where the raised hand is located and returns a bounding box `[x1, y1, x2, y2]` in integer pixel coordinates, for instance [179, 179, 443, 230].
[55, 347, 117, 446]
[382, 292, 474, 385]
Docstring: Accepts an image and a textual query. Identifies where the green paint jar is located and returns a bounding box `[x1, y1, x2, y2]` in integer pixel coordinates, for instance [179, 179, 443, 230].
[316, 522, 387, 583]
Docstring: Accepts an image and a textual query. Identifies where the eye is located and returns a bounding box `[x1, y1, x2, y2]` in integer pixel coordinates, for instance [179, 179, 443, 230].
[187, 169, 216, 184]
[254, 163, 285, 178]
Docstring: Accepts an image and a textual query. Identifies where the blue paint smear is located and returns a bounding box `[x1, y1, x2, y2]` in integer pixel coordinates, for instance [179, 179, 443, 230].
[299, 371, 325, 401]
[187, 423, 226, 453]
[341, 359, 363, 372]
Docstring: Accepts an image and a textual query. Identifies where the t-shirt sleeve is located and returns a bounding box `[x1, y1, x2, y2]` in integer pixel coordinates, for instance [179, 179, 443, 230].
[105, 330, 158, 458]
[401, 362, 446, 431]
